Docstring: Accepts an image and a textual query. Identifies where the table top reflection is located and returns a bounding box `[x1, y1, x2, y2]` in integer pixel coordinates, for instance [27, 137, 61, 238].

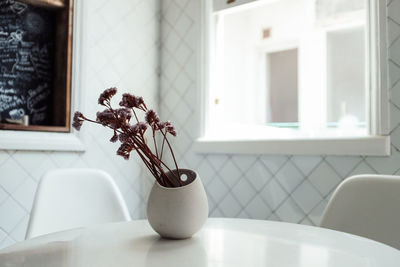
[0, 218, 399, 267]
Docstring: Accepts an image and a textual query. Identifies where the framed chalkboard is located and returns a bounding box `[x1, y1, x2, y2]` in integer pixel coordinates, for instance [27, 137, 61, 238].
[0, 0, 73, 132]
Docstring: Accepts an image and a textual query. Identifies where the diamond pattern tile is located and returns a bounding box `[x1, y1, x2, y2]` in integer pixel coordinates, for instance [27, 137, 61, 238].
[246, 195, 272, 219]
[206, 154, 229, 171]
[365, 147, 400, 174]
[291, 180, 323, 214]
[232, 155, 257, 173]
[0, 158, 30, 193]
[275, 161, 305, 193]
[0, 151, 8, 166]
[388, 0, 400, 24]
[348, 161, 378, 176]
[231, 179, 257, 207]
[291, 156, 322, 176]
[219, 160, 242, 188]
[207, 176, 229, 203]
[12, 178, 37, 211]
[275, 197, 305, 223]
[308, 162, 342, 197]
[388, 18, 400, 45]
[391, 79, 400, 107]
[9, 215, 29, 242]
[245, 161, 273, 190]
[301, 217, 314, 226]
[11, 151, 52, 182]
[260, 179, 287, 210]
[197, 158, 216, 186]
[324, 156, 362, 178]
[389, 61, 400, 86]
[259, 155, 288, 174]
[0, 197, 26, 232]
[308, 200, 329, 226]
[0, 229, 6, 244]
[0, 187, 8, 206]
[390, 126, 400, 148]
[0, 0, 159, 248]
[390, 38, 400, 65]
[219, 194, 242, 217]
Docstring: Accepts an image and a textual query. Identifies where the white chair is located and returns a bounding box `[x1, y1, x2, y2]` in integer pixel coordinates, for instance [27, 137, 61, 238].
[26, 168, 131, 239]
[320, 174, 400, 250]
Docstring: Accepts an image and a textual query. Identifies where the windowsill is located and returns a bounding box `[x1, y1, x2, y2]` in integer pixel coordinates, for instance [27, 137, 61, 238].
[193, 135, 390, 156]
[0, 130, 85, 152]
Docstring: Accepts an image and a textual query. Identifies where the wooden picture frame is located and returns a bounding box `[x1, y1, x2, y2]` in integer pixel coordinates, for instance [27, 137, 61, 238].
[0, 0, 73, 132]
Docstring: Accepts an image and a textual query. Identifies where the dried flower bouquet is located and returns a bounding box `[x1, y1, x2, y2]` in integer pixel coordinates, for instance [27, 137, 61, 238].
[73, 88, 182, 188]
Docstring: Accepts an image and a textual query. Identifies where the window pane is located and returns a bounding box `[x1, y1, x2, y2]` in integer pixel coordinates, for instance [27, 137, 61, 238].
[327, 26, 365, 127]
[267, 49, 298, 124]
[210, 0, 367, 138]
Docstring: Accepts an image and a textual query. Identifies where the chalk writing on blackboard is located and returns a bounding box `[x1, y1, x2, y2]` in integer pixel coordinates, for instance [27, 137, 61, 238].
[0, 0, 56, 125]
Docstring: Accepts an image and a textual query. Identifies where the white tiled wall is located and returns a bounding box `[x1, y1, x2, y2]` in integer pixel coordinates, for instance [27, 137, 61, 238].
[0, 0, 160, 248]
[159, 0, 400, 225]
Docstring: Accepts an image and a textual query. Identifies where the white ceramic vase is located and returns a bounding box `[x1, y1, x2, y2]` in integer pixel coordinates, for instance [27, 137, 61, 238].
[146, 169, 209, 239]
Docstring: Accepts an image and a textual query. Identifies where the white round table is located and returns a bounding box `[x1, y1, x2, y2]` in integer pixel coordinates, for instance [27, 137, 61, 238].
[1, 218, 399, 266]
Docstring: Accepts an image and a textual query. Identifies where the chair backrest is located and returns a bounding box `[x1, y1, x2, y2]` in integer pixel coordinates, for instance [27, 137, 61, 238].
[26, 168, 131, 239]
[320, 174, 400, 250]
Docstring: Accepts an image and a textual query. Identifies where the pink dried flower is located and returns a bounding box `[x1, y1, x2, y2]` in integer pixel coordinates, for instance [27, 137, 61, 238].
[98, 87, 117, 106]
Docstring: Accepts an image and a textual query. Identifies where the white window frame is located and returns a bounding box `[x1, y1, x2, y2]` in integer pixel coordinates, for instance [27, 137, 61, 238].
[0, 0, 85, 152]
[194, 0, 390, 156]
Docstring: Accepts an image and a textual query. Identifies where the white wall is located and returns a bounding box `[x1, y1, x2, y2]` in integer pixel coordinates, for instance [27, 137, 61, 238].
[0, 0, 160, 248]
[160, 0, 400, 224]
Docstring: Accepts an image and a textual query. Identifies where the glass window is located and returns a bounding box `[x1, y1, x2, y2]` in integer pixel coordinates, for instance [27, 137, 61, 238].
[208, 0, 368, 139]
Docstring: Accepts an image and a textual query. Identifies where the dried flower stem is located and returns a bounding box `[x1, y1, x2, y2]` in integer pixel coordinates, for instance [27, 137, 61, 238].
[73, 88, 182, 187]
[160, 129, 181, 179]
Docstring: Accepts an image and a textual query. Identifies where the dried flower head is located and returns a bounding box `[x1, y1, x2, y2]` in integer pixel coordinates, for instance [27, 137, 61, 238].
[119, 93, 145, 109]
[72, 111, 84, 131]
[145, 109, 160, 125]
[156, 121, 166, 130]
[119, 133, 128, 142]
[130, 123, 140, 134]
[117, 143, 133, 160]
[116, 108, 132, 121]
[96, 109, 115, 126]
[165, 121, 177, 136]
[98, 87, 117, 106]
[110, 132, 118, 143]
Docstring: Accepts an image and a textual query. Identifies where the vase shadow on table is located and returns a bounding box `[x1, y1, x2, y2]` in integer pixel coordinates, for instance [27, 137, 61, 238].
[143, 235, 208, 267]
